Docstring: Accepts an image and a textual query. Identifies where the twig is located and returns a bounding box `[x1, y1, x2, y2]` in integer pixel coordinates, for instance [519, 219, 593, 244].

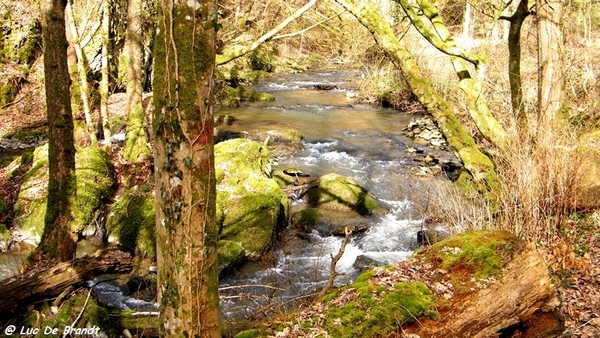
[63, 288, 92, 338]
[317, 228, 352, 299]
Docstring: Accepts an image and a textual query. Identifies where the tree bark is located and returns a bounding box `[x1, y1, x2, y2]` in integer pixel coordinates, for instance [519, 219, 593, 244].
[507, 0, 530, 138]
[0, 249, 133, 318]
[100, 0, 112, 144]
[537, 0, 565, 141]
[123, 0, 150, 162]
[153, 0, 221, 336]
[335, 0, 500, 196]
[36, 0, 78, 263]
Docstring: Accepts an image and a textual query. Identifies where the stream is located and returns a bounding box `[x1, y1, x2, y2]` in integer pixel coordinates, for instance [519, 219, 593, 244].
[216, 69, 455, 318]
[0, 69, 457, 317]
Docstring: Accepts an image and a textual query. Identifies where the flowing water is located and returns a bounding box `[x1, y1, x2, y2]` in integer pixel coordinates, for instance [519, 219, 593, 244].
[217, 70, 455, 318]
[0, 69, 456, 316]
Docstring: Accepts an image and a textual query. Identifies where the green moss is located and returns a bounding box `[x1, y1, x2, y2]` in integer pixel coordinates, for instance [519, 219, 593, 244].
[218, 239, 245, 271]
[215, 139, 287, 262]
[13, 145, 115, 241]
[225, 86, 276, 107]
[419, 230, 523, 280]
[292, 208, 320, 231]
[4, 129, 47, 142]
[249, 45, 277, 72]
[311, 173, 382, 215]
[0, 82, 18, 107]
[234, 329, 259, 338]
[318, 276, 437, 338]
[272, 170, 295, 188]
[31, 293, 114, 337]
[107, 188, 156, 257]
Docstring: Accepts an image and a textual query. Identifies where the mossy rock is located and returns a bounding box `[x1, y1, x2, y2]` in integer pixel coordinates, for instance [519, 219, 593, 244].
[417, 230, 524, 280]
[107, 187, 156, 258]
[13, 145, 115, 244]
[225, 86, 276, 107]
[291, 208, 320, 232]
[215, 139, 288, 267]
[309, 173, 382, 215]
[0, 223, 11, 251]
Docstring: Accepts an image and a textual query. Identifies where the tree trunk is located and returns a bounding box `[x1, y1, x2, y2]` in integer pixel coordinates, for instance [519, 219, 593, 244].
[0, 249, 133, 318]
[537, 0, 564, 141]
[335, 0, 501, 196]
[35, 0, 78, 263]
[100, 0, 112, 144]
[153, 1, 221, 336]
[398, 0, 511, 151]
[123, 0, 150, 162]
[508, 0, 530, 139]
[65, 1, 96, 143]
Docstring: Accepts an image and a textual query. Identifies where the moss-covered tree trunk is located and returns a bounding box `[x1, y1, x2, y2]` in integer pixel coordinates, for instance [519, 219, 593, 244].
[35, 0, 78, 262]
[335, 0, 500, 195]
[398, 0, 511, 151]
[123, 0, 150, 162]
[153, 0, 220, 336]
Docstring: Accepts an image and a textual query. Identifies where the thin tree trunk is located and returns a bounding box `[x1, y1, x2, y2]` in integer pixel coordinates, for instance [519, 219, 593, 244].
[123, 0, 150, 162]
[100, 0, 112, 145]
[537, 0, 564, 142]
[36, 0, 78, 263]
[507, 0, 530, 138]
[153, 0, 220, 336]
[335, 0, 500, 195]
[65, 1, 96, 143]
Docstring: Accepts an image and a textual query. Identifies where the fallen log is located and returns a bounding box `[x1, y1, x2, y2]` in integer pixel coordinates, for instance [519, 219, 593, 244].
[0, 248, 133, 317]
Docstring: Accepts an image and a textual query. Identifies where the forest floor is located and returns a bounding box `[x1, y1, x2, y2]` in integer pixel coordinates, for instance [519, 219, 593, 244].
[1, 89, 599, 336]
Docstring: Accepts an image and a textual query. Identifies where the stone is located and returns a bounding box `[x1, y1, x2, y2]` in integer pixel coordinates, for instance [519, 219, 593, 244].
[353, 255, 382, 272]
[308, 173, 382, 215]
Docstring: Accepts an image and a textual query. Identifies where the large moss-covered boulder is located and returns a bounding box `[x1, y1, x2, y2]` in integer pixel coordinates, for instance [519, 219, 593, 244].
[13, 145, 114, 245]
[215, 139, 288, 270]
[308, 173, 382, 215]
[106, 186, 155, 258]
